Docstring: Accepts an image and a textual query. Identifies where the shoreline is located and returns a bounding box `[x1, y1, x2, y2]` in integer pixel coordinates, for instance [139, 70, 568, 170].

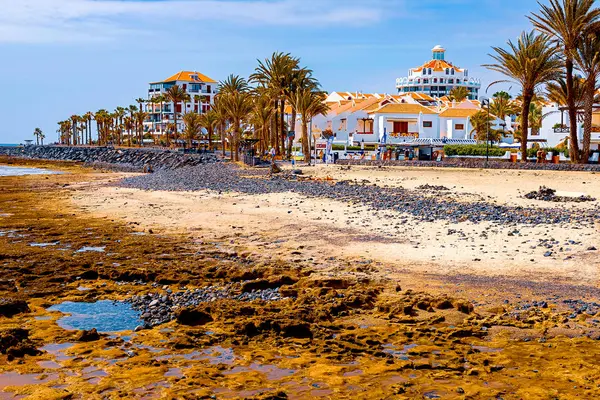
[1, 158, 600, 398]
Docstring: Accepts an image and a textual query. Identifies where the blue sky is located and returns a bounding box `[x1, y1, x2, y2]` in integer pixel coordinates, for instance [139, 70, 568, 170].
[1, 0, 536, 144]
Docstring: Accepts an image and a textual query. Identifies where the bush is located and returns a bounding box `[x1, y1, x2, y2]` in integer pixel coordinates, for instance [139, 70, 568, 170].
[443, 144, 506, 157]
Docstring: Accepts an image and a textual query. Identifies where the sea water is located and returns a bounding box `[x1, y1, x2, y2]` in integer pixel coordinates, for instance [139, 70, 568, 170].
[0, 165, 60, 176]
[48, 301, 142, 333]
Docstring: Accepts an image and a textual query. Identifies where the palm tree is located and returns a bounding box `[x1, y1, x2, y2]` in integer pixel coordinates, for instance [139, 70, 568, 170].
[251, 91, 275, 155]
[183, 112, 202, 148]
[449, 86, 470, 102]
[489, 93, 518, 135]
[135, 110, 148, 147]
[85, 111, 93, 144]
[154, 94, 166, 143]
[291, 88, 329, 163]
[33, 128, 42, 145]
[165, 85, 188, 147]
[199, 110, 218, 151]
[529, 0, 600, 162]
[284, 67, 319, 157]
[114, 107, 126, 146]
[219, 74, 250, 95]
[469, 110, 496, 141]
[135, 98, 146, 115]
[123, 116, 134, 147]
[573, 32, 600, 162]
[546, 76, 586, 108]
[211, 96, 228, 158]
[219, 77, 253, 161]
[250, 52, 299, 156]
[484, 31, 562, 161]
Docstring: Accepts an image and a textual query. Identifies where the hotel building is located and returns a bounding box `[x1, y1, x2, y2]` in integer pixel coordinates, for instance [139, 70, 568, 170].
[396, 46, 481, 100]
[144, 71, 218, 134]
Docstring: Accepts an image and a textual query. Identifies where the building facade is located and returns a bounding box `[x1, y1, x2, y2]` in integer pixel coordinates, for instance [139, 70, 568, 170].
[144, 71, 217, 136]
[312, 92, 503, 147]
[396, 46, 481, 100]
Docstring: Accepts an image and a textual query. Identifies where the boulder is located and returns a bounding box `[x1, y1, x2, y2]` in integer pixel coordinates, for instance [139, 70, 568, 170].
[175, 308, 213, 326]
[0, 298, 29, 317]
[76, 328, 101, 342]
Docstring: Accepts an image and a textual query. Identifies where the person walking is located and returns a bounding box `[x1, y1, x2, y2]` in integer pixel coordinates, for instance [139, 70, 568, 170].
[269, 147, 276, 163]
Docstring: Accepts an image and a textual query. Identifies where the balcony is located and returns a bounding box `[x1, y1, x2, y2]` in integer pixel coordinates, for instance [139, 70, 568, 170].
[553, 127, 569, 134]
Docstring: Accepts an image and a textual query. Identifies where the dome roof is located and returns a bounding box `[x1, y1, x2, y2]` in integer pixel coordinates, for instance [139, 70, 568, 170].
[432, 45, 445, 52]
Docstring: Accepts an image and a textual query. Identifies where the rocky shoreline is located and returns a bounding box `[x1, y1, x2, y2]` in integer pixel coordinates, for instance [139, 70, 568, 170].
[0, 145, 217, 171]
[126, 283, 284, 328]
[120, 163, 598, 226]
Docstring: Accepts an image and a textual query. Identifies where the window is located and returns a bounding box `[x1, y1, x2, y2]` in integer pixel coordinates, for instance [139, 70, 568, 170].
[393, 121, 409, 133]
[448, 79, 454, 84]
[451, 69, 455, 75]
[445, 68, 449, 75]
[433, 78, 438, 83]
[339, 118, 347, 131]
[423, 121, 433, 128]
[455, 124, 465, 130]
[428, 68, 432, 75]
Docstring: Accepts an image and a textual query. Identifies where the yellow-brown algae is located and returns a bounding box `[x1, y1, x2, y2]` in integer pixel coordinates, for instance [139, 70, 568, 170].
[1, 158, 600, 398]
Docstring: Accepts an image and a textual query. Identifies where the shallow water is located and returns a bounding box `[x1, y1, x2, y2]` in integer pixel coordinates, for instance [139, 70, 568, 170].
[75, 246, 106, 253]
[0, 165, 59, 177]
[48, 300, 142, 333]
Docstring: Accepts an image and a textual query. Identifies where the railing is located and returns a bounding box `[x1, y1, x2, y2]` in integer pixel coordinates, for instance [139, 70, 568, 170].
[553, 127, 569, 133]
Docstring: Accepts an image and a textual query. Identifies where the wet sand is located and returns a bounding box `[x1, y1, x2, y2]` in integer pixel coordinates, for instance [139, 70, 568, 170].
[2, 158, 600, 399]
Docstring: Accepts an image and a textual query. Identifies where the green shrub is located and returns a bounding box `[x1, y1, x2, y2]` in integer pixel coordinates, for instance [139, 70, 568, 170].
[443, 144, 506, 157]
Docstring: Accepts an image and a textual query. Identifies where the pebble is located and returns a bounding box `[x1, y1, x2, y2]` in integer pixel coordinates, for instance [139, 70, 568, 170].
[119, 164, 599, 227]
[126, 283, 284, 327]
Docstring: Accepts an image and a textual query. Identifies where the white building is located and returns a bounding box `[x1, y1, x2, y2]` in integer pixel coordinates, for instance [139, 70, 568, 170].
[144, 71, 218, 135]
[396, 45, 481, 100]
[314, 92, 501, 147]
[537, 104, 600, 151]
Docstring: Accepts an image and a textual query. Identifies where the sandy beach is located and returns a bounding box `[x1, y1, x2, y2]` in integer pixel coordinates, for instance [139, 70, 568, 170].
[2, 158, 600, 399]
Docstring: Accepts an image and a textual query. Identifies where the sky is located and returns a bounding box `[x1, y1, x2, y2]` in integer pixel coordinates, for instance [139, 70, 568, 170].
[1, 0, 538, 144]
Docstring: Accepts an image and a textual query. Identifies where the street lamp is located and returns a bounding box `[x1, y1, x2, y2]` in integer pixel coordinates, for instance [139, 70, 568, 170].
[481, 97, 490, 166]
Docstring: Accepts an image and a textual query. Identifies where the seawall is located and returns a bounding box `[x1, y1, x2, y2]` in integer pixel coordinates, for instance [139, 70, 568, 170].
[0, 146, 218, 171]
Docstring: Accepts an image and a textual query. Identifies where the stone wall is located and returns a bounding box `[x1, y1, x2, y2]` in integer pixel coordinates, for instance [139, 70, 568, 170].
[0, 146, 218, 171]
[336, 158, 600, 171]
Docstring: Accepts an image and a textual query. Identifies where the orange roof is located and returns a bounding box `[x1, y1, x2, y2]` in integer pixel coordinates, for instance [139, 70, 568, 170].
[413, 59, 463, 73]
[153, 71, 217, 84]
[439, 108, 481, 118]
[346, 96, 384, 113]
[368, 103, 438, 115]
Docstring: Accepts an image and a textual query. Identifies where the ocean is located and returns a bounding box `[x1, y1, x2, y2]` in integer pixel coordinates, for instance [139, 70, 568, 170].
[0, 144, 18, 147]
[0, 165, 60, 177]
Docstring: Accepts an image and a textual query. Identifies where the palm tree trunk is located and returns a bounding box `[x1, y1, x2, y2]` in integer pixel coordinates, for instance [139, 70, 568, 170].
[302, 117, 310, 163]
[582, 76, 595, 163]
[566, 59, 581, 163]
[173, 105, 178, 147]
[221, 123, 226, 158]
[273, 99, 279, 154]
[208, 127, 213, 151]
[520, 92, 532, 163]
[160, 103, 165, 146]
[279, 99, 285, 158]
[233, 120, 240, 162]
[288, 110, 297, 158]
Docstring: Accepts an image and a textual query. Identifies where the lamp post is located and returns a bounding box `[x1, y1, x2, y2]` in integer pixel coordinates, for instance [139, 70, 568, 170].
[481, 97, 490, 166]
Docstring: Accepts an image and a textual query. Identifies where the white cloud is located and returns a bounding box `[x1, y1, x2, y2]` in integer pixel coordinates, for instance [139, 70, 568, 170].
[0, 0, 393, 43]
